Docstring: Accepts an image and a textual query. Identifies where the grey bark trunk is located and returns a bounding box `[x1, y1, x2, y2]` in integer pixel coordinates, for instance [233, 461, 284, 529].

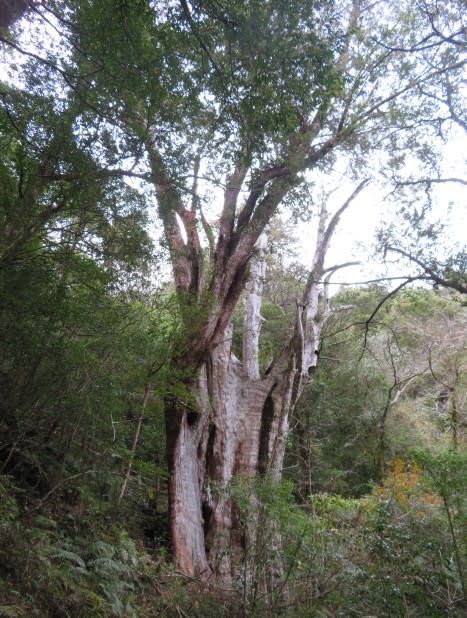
[166, 335, 296, 582]
[166, 237, 308, 584]
[165, 185, 368, 585]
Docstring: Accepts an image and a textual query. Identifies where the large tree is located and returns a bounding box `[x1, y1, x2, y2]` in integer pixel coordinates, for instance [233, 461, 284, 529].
[2, 0, 465, 585]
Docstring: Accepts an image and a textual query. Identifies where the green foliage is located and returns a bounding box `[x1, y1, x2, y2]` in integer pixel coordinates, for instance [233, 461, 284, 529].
[355, 456, 466, 616]
[0, 1, 465, 615]
[0, 496, 152, 617]
[411, 449, 467, 499]
[219, 471, 466, 616]
[0, 477, 19, 529]
[0, 60, 174, 614]
[287, 287, 466, 497]
[227, 475, 314, 612]
[3, 462, 464, 616]
[49, 533, 143, 617]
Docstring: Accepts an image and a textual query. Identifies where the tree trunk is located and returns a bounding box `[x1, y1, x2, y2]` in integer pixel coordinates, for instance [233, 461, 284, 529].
[166, 337, 297, 581]
[165, 238, 299, 583]
[139, 5, 364, 580]
[165, 227, 318, 582]
[164, 186, 367, 586]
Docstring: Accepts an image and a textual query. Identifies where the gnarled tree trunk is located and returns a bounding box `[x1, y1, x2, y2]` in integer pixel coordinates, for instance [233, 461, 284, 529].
[163, 184, 366, 584]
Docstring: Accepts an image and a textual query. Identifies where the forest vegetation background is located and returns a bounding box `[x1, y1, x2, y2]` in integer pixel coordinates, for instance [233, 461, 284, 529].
[0, 1, 466, 616]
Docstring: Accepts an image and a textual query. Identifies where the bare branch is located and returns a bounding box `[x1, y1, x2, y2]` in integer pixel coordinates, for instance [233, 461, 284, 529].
[386, 246, 467, 294]
[352, 59, 467, 129]
[394, 177, 467, 188]
[303, 179, 370, 304]
[358, 276, 421, 362]
[118, 382, 152, 504]
[323, 261, 360, 275]
[146, 135, 196, 294]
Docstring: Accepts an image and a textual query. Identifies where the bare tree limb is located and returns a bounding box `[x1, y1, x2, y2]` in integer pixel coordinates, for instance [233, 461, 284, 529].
[385, 246, 467, 294]
[358, 276, 421, 362]
[394, 177, 467, 188]
[323, 261, 360, 275]
[303, 179, 370, 305]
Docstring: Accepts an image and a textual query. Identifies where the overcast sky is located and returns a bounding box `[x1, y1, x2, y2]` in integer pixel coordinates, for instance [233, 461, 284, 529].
[293, 126, 467, 292]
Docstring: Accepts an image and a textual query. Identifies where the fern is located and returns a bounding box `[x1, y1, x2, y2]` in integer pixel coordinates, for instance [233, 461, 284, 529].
[33, 514, 57, 530]
[51, 549, 87, 569]
[89, 540, 115, 558]
[131, 458, 169, 480]
[89, 556, 129, 577]
[0, 476, 19, 527]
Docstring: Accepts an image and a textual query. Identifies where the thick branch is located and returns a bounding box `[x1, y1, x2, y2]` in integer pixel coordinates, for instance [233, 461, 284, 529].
[303, 179, 370, 304]
[224, 175, 293, 303]
[210, 0, 364, 322]
[190, 152, 201, 213]
[212, 155, 249, 295]
[235, 164, 288, 233]
[146, 135, 196, 294]
[242, 233, 267, 380]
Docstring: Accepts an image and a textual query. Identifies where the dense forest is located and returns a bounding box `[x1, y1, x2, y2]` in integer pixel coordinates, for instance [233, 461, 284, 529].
[0, 1, 466, 616]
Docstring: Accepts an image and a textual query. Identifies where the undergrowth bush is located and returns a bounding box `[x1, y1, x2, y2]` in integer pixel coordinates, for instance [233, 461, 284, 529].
[217, 467, 466, 617]
[1, 456, 465, 617]
[0, 476, 157, 617]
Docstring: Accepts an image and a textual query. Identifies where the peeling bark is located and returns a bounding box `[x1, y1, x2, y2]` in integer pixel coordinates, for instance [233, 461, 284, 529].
[163, 182, 369, 586]
[165, 391, 211, 577]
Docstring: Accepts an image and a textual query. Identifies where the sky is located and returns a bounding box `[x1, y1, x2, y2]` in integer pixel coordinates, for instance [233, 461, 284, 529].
[292, 128, 467, 292]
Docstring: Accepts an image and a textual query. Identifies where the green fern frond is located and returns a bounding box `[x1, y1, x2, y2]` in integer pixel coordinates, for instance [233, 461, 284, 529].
[89, 541, 115, 558]
[131, 458, 168, 480]
[89, 556, 130, 576]
[51, 549, 87, 569]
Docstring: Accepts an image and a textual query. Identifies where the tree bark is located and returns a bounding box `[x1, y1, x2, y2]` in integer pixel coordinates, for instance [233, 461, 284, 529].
[166, 327, 297, 582]
[164, 185, 368, 585]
